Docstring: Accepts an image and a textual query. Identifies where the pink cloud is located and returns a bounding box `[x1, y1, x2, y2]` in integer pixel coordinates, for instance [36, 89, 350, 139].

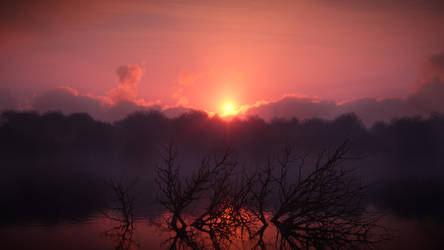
[107, 64, 145, 105]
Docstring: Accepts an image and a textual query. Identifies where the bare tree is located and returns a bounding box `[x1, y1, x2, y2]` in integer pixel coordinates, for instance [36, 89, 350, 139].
[249, 142, 386, 249]
[155, 144, 244, 249]
[103, 179, 138, 250]
[248, 159, 274, 250]
[155, 142, 387, 250]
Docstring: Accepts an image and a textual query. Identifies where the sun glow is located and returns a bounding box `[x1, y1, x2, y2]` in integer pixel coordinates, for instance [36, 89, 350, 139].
[221, 101, 238, 116]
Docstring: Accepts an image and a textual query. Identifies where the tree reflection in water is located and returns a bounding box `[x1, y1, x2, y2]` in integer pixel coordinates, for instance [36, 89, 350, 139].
[104, 142, 387, 249]
[155, 145, 246, 249]
[102, 179, 138, 250]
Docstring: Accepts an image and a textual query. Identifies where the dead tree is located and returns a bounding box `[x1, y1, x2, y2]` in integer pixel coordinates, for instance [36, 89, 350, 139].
[248, 159, 274, 250]
[155, 145, 201, 249]
[103, 179, 137, 250]
[156, 142, 386, 249]
[249, 142, 386, 249]
[155, 144, 245, 249]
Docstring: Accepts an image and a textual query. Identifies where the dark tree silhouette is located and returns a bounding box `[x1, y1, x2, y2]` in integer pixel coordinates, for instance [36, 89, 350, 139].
[155, 142, 386, 249]
[102, 179, 138, 250]
[249, 142, 386, 249]
[248, 159, 274, 249]
[2, 110, 443, 227]
[155, 144, 250, 249]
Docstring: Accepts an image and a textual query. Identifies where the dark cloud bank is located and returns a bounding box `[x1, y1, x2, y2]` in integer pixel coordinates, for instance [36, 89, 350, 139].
[244, 52, 444, 125]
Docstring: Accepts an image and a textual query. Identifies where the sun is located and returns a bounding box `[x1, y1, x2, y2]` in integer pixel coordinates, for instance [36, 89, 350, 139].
[221, 101, 238, 116]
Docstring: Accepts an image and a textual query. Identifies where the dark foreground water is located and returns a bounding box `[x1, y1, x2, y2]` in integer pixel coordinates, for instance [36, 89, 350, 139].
[1, 214, 439, 250]
[2, 215, 161, 250]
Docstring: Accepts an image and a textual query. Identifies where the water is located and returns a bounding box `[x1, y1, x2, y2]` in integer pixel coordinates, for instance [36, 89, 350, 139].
[1, 215, 163, 250]
[0, 213, 435, 249]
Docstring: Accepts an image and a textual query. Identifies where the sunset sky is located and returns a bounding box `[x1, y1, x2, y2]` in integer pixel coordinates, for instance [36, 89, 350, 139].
[1, 0, 444, 118]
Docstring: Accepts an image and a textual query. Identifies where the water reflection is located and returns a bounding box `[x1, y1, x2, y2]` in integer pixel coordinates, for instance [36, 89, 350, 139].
[102, 179, 137, 250]
[102, 214, 137, 250]
[0, 213, 427, 249]
[0, 215, 271, 250]
[149, 144, 387, 249]
[2, 144, 390, 249]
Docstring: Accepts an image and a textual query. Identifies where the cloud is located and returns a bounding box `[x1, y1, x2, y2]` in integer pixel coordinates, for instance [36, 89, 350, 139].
[408, 52, 444, 113]
[338, 98, 422, 126]
[32, 86, 106, 119]
[410, 79, 444, 114]
[29, 64, 196, 122]
[29, 64, 157, 121]
[241, 95, 423, 126]
[107, 64, 145, 105]
[19, 52, 444, 126]
[416, 52, 444, 88]
[243, 94, 337, 121]
[31, 86, 162, 122]
[242, 52, 444, 126]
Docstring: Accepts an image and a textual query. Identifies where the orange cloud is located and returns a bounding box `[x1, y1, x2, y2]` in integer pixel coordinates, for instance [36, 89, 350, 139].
[107, 64, 145, 105]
